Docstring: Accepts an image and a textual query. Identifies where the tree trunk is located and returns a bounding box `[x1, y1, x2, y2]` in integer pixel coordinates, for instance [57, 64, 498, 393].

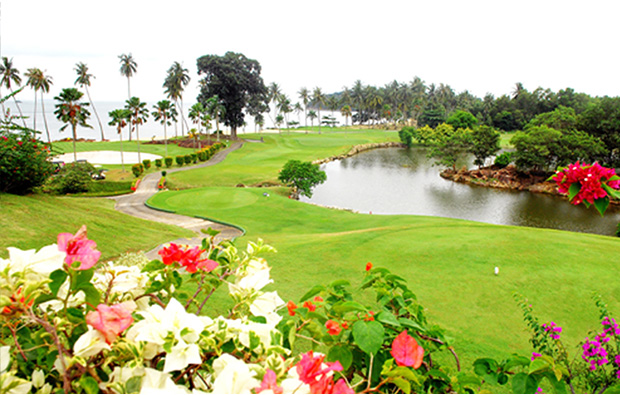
[231, 125, 237, 140]
[40, 92, 51, 143]
[10, 88, 27, 128]
[119, 126, 125, 173]
[164, 120, 168, 158]
[33, 91, 38, 131]
[136, 122, 141, 163]
[85, 86, 105, 141]
[318, 106, 322, 134]
[72, 124, 77, 162]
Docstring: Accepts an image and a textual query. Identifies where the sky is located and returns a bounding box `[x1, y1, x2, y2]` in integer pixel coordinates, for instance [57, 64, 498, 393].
[3, 0, 620, 105]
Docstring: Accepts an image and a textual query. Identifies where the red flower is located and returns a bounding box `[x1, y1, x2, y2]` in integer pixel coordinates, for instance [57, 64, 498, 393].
[303, 300, 317, 312]
[314, 296, 324, 302]
[1, 287, 34, 315]
[157, 244, 216, 273]
[326, 320, 341, 335]
[341, 321, 350, 330]
[365, 262, 373, 271]
[86, 301, 136, 344]
[158, 243, 184, 266]
[57, 225, 101, 270]
[287, 301, 297, 316]
[390, 330, 424, 368]
[364, 311, 375, 321]
[295, 352, 352, 394]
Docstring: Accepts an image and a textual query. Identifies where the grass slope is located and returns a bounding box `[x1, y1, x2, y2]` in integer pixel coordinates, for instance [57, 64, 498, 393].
[0, 193, 193, 259]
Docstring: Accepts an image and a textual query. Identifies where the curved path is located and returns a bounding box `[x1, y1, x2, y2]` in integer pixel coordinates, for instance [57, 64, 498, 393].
[111, 141, 245, 259]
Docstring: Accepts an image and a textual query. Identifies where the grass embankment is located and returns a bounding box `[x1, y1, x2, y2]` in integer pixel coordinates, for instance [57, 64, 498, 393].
[147, 130, 620, 369]
[0, 193, 193, 259]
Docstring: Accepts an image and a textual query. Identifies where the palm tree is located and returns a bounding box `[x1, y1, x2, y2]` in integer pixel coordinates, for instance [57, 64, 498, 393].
[163, 61, 190, 136]
[298, 87, 310, 127]
[108, 109, 132, 173]
[308, 110, 317, 129]
[340, 104, 352, 127]
[312, 87, 326, 134]
[294, 102, 303, 126]
[0, 57, 26, 127]
[125, 97, 149, 163]
[54, 88, 91, 161]
[75, 62, 105, 141]
[118, 53, 137, 99]
[152, 100, 175, 157]
[352, 80, 365, 125]
[254, 113, 264, 133]
[188, 102, 205, 135]
[277, 94, 292, 130]
[205, 95, 225, 142]
[25, 69, 54, 141]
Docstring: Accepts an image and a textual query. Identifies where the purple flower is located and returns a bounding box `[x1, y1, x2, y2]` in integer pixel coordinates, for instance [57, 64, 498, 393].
[531, 352, 542, 361]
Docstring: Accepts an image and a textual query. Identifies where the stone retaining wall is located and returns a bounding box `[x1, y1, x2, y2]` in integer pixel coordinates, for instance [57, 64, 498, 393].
[312, 142, 406, 165]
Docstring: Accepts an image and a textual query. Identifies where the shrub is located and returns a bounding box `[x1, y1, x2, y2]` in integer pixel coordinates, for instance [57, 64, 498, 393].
[198, 151, 207, 161]
[155, 158, 162, 168]
[191, 153, 198, 163]
[43, 162, 95, 194]
[157, 177, 166, 190]
[131, 163, 144, 178]
[0, 125, 53, 195]
[165, 156, 173, 168]
[494, 152, 513, 168]
[175, 155, 184, 166]
[398, 127, 414, 147]
[616, 222, 620, 237]
[161, 170, 167, 177]
[142, 159, 151, 169]
[184, 154, 192, 165]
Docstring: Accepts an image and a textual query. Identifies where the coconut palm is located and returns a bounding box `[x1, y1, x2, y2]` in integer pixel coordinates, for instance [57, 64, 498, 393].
[74, 62, 105, 141]
[341, 104, 352, 127]
[108, 109, 132, 172]
[277, 94, 292, 130]
[294, 102, 303, 126]
[163, 61, 191, 137]
[152, 100, 175, 157]
[0, 57, 26, 127]
[188, 102, 206, 134]
[352, 80, 365, 125]
[125, 97, 149, 163]
[298, 87, 310, 127]
[25, 68, 53, 140]
[254, 113, 264, 133]
[54, 88, 91, 161]
[308, 110, 317, 129]
[312, 87, 326, 134]
[205, 95, 225, 142]
[118, 53, 137, 99]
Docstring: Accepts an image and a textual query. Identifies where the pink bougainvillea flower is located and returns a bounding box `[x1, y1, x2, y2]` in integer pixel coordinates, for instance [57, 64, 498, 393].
[178, 246, 210, 273]
[57, 225, 101, 270]
[330, 379, 355, 394]
[254, 369, 283, 394]
[296, 351, 342, 385]
[390, 330, 424, 369]
[196, 258, 219, 273]
[365, 262, 373, 271]
[325, 320, 341, 336]
[158, 244, 216, 273]
[86, 301, 136, 344]
[287, 301, 297, 316]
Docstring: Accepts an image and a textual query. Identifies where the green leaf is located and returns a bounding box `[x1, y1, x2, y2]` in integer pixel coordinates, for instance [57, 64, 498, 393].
[66, 307, 84, 324]
[77, 283, 100, 308]
[126, 376, 142, 393]
[74, 268, 95, 289]
[456, 372, 482, 390]
[329, 279, 350, 288]
[594, 197, 609, 216]
[568, 182, 581, 201]
[602, 183, 620, 200]
[201, 227, 221, 237]
[603, 385, 620, 394]
[511, 372, 538, 394]
[528, 357, 551, 374]
[143, 260, 165, 272]
[79, 376, 99, 394]
[376, 311, 401, 328]
[473, 358, 499, 384]
[352, 321, 384, 355]
[288, 324, 297, 349]
[49, 270, 68, 296]
[299, 285, 325, 302]
[327, 345, 353, 370]
[398, 318, 425, 332]
[332, 301, 367, 314]
[386, 366, 420, 383]
[391, 377, 411, 394]
[503, 355, 531, 372]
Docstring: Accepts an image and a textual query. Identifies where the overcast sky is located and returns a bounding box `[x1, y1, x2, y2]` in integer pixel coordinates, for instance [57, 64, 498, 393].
[3, 0, 620, 104]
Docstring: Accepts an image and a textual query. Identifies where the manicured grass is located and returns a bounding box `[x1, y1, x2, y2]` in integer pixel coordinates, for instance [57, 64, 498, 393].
[148, 186, 620, 367]
[0, 193, 193, 260]
[51, 139, 197, 159]
[168, 131, 399, 188]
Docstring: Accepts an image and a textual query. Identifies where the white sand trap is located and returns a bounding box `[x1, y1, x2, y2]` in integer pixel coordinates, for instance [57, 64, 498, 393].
[54, 151, 162, 165]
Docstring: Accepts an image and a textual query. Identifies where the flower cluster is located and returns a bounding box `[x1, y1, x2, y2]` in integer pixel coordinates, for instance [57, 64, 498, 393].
[542, 321, 562, 340]
[581, 316, 620, 372]
[158, 242, 218, 273]
[552, 161, 620, 207]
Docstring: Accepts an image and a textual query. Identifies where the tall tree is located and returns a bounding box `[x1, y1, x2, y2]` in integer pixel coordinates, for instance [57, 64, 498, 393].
[108, 109, 132, 172]
[152, 100, 175, 157]
[188, 102, 207, 135]
[54, 88, 91, 161]
[24, 67, 52, 141]
[197, 52, 268, 140]
[125, 97, 149, 163]
[267, 82, 281, 128]
[164, 61, 191, 136]
[341, 104, 352, 127]
[204, 95, 225, 142]
[0, 57, 26, 127]
[118, 53, 137, 99]
[312, 87, 326, 134]
[74, 62, 105, 141]
[298, 87, 310, 127]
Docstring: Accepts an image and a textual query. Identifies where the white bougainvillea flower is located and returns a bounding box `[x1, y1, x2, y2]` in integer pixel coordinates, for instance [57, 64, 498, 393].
[249, 291, 285, 325]
[73, 328, 111, 358]
[163, 340, 202, 373]
[139, 368, 189, 394]
[211, 354, 260, 394]
[0, 346, 9, 373]
[2, 245, 64, 281]
[228, 268, 273, 298]
[92, 264, 149, 302]
[0, 346, 33, 394]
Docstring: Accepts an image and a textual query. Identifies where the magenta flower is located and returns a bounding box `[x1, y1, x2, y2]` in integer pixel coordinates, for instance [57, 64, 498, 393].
[86, 301, 136, 344]
[57, 225, 101, 270]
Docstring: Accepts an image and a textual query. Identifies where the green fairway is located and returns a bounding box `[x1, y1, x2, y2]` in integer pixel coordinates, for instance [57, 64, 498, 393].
[51, 139, 197, 159]
[0, 193, 193, 260]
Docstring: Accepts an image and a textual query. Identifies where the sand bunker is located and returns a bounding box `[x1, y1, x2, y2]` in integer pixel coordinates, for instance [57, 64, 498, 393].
[54, 151, 162, 165]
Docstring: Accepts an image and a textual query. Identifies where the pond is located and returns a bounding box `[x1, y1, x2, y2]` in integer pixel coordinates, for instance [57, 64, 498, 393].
[300, 147, 620, 236]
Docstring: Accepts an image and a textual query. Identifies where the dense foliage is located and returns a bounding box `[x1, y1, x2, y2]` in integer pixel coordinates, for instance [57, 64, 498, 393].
[43, 162, 96, 195]
[278, 159, 327, 198]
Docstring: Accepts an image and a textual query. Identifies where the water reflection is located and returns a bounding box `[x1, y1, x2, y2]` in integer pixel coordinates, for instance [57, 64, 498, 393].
[301, 147, 620, 236]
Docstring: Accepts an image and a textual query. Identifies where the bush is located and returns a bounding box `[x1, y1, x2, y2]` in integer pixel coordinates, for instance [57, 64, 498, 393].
[161, 170, 167, 177]
[155, 158, 162, 168]
[398, 127, 414, 147]
[191, 153, 198, 163]
[616, 222, 620, 237]
[175, 155, 184, 166]
[43, 162, 95, 194]
[165, 156, 173, 168]
[131, 163, 144, 178]
[0, 125, 53, 195]
[142, 159, 151, 169]
[184, 154, 192, 165]
[494, 152, 513, 168]
[198, 151, 207, 161]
